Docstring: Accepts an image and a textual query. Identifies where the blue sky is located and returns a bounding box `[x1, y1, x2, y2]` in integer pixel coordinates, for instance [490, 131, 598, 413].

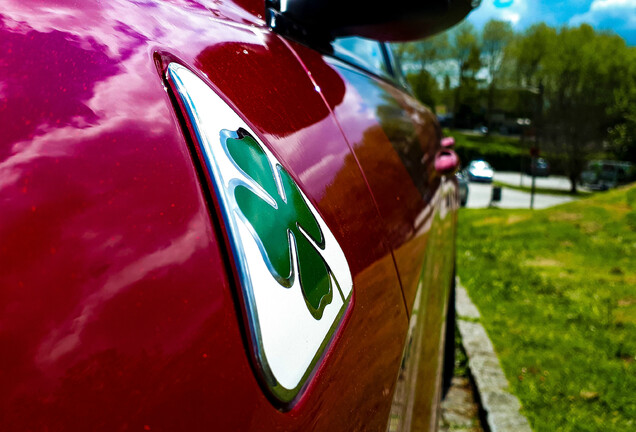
[467, 0, 636, 45]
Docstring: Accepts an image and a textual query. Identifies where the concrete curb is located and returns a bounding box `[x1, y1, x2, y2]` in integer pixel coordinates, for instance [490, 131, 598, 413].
[456, 281, 532, 432]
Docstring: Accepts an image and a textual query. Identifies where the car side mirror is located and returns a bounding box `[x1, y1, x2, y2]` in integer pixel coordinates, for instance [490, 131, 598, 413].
[441, 137, 455, 149]
[266, 0, 479, 43]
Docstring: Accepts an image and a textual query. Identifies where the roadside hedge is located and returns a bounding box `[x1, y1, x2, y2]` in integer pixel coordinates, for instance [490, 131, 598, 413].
[444, 130, 532, 172]
[442, 130, 576, 175]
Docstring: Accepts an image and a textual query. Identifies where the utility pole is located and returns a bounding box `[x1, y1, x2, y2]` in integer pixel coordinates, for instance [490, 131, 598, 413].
[530, 83, 544, 210]
[530, 154, 536, 209]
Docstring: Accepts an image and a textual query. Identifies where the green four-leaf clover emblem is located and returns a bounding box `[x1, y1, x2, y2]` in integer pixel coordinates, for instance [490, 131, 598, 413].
[168, 63, 354, 401]
[223, 129, 333, 320]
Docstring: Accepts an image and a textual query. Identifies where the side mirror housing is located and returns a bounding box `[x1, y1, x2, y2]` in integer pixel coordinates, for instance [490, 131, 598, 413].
[267, 0, 479, 43]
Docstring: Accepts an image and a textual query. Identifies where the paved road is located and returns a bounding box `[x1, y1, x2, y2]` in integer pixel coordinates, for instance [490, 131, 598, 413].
[465, 182, 575, 209]
[495, 171, 573, 191]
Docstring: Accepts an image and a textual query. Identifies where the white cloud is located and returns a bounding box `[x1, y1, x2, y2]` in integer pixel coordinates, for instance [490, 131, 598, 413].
[467, 0, 530, 28]
[500, 10, 521, 25]
[570, 0, 636, 42]
[589, 0, 636, 11]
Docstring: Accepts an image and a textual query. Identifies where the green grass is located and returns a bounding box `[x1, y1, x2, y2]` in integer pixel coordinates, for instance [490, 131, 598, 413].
[454, 328, 470, 378]
[457, 183, 636, 432]
[492, 181, 594, 197]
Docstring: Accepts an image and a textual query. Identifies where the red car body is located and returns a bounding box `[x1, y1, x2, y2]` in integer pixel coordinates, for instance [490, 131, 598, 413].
[0, 0, 461, 430]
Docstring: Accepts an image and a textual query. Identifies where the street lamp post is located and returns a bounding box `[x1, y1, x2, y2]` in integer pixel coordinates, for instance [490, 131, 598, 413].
[529, 145, 540, 209]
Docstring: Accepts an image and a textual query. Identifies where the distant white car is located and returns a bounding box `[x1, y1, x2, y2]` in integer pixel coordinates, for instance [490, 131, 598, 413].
[465, 160, 495, 183]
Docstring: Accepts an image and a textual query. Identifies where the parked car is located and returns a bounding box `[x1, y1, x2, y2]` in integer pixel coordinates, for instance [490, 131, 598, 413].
[475, 125, 489, 135]
[581, 160, 634, 190]
[527, 157, 550, 177]
[0, 0, 475, 430]
[465, 160, 495, 183]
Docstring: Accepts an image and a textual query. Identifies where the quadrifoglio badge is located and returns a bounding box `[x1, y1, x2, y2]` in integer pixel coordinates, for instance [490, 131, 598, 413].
[167, 63, 353, 404]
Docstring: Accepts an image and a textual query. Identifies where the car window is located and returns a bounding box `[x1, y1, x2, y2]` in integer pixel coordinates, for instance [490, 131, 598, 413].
[332, 37, 390, 79]
[471, 161, 491, 169]
[385, 44, 409, 89]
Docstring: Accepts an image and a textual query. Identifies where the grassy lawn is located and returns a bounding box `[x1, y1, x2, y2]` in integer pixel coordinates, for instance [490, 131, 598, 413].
[492, 181, 594, 197]
[457, 183, 636, 431]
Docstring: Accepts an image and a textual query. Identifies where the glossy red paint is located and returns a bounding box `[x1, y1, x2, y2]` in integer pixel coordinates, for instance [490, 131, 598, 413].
[288, 43, 459, 427]
[0, 0, 419, 430]
[311, 57, 446, 312]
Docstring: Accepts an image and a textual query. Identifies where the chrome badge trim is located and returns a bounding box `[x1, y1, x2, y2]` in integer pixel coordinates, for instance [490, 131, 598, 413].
[167, 63, 353, 404]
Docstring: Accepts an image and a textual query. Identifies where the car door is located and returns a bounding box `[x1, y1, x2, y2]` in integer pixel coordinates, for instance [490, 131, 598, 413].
[286, 36, 460, 430]
[161, 21, 412, 430]
[0, 1, 411, 430]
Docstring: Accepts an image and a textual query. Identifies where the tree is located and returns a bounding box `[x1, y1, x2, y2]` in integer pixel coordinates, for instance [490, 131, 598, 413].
[508, 24, 556, 152]
[451, 22, 479, 79]
[607, 48, 636, 163]
[608, 88, 636, 163]
[481, 20, 514, 131]
[450, 22, 482, 126]
[406, 69, 440, 111]
[393, 33, 450, 70]
[392, 33, 451, 110]
[511, 23, 556, 88]
[539, 25, 634, 192]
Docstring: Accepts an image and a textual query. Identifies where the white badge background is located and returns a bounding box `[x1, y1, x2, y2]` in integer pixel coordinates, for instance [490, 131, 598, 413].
[169, 63, 353, 390]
